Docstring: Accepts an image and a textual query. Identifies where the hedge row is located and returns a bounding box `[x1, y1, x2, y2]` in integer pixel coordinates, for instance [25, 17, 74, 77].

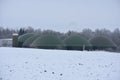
[18, 33, 117, 51]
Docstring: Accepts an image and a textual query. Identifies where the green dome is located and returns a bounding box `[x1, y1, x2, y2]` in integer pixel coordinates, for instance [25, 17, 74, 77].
[31, 34, 64, 49]
[23, 35, 40, 47]
[90, 36, 116, 50]
[64, 35, 91, 50]
[18, 33, 35, 47]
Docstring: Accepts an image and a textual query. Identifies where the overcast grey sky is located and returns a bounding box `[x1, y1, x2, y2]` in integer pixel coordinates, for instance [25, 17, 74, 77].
[0, 0, 120, 32]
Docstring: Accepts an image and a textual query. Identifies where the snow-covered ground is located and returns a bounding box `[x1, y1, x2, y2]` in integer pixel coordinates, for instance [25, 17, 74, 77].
[0, 47, 120, 80]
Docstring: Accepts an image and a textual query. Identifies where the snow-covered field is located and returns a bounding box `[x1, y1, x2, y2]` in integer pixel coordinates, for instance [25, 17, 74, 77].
[0, 47, 120, 80]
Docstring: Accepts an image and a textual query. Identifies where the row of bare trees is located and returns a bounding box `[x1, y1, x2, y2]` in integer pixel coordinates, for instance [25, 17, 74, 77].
[0, 26, 120, 50]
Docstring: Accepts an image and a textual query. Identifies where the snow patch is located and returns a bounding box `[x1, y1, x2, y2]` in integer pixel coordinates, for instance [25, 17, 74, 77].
[0, 47, 120, 80]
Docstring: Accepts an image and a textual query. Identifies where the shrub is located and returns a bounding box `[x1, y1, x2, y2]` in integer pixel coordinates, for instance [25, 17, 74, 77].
[64, 35, 91, 50]
[18, 33, 35, 47]
[23, 35, 40, 47]
[31, 34, 64, 49]
[90, 36, 116, 50]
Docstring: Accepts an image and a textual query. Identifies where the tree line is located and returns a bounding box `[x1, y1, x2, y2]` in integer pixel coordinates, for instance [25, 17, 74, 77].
[0, 26, 120, 51]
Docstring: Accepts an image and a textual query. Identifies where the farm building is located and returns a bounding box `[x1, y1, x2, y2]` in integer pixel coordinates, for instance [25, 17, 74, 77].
[0, 39, 12, 47]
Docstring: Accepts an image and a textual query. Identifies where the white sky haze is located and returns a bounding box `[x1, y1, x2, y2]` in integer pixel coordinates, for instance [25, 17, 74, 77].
[0, 0, 120, 32]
